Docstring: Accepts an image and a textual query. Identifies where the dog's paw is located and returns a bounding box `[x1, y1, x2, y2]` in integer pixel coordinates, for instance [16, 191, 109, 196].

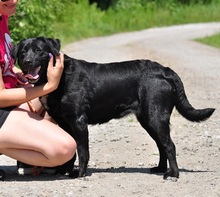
[68, 169, 80, 178]
[163, 169, 179, 180]
[55, 168, 66, 175]
[150, 166, 167, 174]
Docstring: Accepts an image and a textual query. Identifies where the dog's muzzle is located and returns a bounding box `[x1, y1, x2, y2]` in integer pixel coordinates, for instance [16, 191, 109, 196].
[24, 66, 41, 84]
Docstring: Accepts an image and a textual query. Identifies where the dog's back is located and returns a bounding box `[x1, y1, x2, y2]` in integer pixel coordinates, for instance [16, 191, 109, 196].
[59, 58, 170, 124]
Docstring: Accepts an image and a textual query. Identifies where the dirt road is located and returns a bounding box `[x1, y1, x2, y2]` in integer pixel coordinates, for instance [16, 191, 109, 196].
[1, 23, 220, 197]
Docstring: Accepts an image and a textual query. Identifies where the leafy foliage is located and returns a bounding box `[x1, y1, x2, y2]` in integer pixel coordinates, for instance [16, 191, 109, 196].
[9, 0, 72, 43]
[8, 0, 220, 46]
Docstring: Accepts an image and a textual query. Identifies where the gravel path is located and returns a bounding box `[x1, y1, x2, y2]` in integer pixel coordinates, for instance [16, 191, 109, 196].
[1, 22, 220, 197]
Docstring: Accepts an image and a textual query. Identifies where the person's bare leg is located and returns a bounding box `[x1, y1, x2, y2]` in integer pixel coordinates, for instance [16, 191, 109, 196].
[0, 103, 76, 167]
[26, 98, 56, 123]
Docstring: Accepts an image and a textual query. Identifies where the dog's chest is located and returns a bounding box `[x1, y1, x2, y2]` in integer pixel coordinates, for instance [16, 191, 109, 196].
[39, 92, 66, 114]
[39, 95, 49, 110]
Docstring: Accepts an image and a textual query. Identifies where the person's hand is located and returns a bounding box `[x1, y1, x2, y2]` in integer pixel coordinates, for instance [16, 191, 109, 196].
[46, 52, 64, 91]
[13, 66, 29, 87]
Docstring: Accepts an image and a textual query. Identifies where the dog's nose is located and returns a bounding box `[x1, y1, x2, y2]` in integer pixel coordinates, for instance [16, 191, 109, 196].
[24, 59, 32, 66]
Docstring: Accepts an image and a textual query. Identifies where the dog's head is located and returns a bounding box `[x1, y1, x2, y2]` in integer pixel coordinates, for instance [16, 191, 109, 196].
[11, 37, 61, 85]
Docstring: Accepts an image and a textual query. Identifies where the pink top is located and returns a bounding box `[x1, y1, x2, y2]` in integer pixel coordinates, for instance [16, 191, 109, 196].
[0, 15, 17, 89]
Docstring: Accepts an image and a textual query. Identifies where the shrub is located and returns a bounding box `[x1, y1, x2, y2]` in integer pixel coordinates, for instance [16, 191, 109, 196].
[9, 0, 73, 44]
[8, 0, 220, 46]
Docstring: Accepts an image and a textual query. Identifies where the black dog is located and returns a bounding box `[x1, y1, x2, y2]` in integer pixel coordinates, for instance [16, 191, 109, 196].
[11, 37, 215, 179]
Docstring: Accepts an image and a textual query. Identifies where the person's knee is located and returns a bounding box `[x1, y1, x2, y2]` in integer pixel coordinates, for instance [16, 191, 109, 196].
[50, 137, 77, 166]
[61, 138, 77, 162]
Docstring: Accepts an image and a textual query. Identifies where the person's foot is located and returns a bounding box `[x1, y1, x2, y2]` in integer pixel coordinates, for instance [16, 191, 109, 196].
[17, 161, 57, 176]
[0, 169, 6, 181]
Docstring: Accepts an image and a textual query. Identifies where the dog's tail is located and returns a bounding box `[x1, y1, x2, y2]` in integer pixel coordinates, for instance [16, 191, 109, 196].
[166, 68, 215, 122]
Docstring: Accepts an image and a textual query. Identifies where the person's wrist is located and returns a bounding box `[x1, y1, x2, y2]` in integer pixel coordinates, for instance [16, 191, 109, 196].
[44, 82, 57, 93]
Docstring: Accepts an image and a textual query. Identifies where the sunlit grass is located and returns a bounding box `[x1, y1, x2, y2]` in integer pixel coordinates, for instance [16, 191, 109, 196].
[196, 33, 220, 49]
[53, 2, 220, 46]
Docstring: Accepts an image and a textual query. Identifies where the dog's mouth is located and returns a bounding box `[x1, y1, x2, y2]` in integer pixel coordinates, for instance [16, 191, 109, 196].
[24, 66, 41, 84]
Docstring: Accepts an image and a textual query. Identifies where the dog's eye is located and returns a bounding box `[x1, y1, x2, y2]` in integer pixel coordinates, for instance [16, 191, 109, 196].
[35, 48, 45, 56]
[35, 48, 41, 53]
[21, 50, 26, 56]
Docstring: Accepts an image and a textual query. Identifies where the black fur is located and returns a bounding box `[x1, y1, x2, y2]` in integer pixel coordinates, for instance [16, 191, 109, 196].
[11, 37, 215, 179]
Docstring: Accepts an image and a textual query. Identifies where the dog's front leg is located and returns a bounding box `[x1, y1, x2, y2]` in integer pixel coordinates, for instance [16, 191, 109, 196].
[76, 128, 90, 177]
[69, 115, 90, 178]
[57, 154, 76, 175]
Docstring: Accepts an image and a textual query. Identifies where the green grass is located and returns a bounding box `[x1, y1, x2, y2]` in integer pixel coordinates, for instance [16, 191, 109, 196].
[196, 33, 220, 49]
[10, 1, 220, 48]
[52, 2, 220, 46]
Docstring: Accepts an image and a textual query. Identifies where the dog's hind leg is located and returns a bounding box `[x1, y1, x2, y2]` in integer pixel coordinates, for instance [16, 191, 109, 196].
[137, 113, 179, 179]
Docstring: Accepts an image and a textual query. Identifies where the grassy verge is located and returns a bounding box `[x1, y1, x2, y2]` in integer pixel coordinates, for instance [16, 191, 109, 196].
[52, 2, 220, 46]
[196, 33, 220, 49]
[9, 1, 220, 48]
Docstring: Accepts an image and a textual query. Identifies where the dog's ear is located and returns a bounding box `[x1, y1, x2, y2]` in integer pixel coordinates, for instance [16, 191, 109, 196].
[10, 39, 26, 64]
[37, 37, 61, 56]
[10, 43, 20, 64]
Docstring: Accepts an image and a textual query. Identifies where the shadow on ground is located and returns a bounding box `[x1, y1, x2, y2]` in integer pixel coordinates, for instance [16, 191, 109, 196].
[0, 165, 211, 182]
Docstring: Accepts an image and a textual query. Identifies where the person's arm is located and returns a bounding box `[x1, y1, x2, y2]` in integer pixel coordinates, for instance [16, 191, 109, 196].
[0, 53, 64, 108]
